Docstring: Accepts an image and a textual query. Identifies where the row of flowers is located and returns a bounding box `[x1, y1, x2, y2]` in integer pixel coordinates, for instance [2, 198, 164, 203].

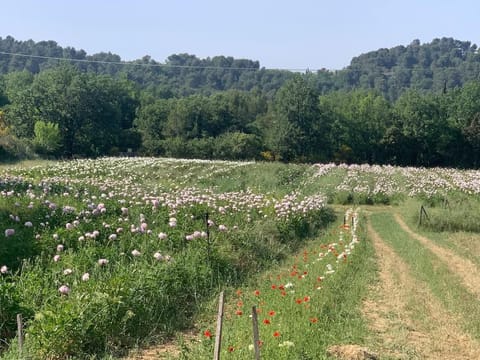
[197, 207, 362, 357]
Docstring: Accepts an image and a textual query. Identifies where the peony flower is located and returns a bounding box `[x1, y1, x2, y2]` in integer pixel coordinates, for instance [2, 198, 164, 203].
[24, 221, 33, 227]
[58, 285, 70, 294]
[131, 249, 141, 257]
[81, 272, 90, 281]
[98, 258, 109, 266]
[63, 268, 73, 275]
[153, 252, 164, 261]
[4, 229, 15, 237]
[108, 234, 117, 241]
[158, 232, 168, 240]
[0, 265, 8, 274]
[218, 224, 227, 232]
[53, 255, 61, 262]
[56, 244, 64, 252]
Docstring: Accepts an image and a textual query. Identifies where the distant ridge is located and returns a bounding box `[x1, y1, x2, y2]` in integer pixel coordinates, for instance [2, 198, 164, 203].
[1, 35, 479, 99]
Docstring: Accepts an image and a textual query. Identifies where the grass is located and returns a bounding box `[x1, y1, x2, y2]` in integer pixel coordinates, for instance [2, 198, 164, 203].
[369, 212, 480, 339]
[2, 158, 480, 359]
[398, 198, 480, 267]
[183, 208, 378, 360]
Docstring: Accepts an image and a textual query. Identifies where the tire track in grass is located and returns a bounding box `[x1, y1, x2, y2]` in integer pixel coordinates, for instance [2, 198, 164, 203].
[364, 220, 480, 359]
[394, 213, 480, 299]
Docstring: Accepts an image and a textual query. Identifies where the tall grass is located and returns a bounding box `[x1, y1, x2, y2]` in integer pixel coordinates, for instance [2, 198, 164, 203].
[185, 209, 377, 360]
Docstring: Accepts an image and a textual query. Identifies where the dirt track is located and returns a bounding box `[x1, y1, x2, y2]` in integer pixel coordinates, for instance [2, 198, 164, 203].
[394, 213, 480, 299]
[364, 221, 480, 359]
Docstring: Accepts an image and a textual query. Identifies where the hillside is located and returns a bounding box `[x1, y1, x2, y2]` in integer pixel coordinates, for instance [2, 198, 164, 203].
[1, 35, 480, 99]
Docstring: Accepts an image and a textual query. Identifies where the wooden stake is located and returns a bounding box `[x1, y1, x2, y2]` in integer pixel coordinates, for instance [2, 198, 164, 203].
[252, 306, 261, 360]
[17, 313, 23, 356]
[213, 291, 225, 360]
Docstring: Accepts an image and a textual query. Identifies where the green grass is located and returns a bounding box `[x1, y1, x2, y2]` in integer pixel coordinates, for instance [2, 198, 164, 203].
[398, 198, 480, 267]
[183, 208, 378, 360]
[369, 212, 480, 339]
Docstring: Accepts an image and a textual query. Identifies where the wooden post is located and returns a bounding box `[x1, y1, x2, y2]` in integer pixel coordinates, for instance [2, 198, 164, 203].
[213, 291, 225, 360]
[17, 313, 23, 356]
[206, 212, 211, 264]
[419, 205, 429, 226]
[252, 306, 261, 360]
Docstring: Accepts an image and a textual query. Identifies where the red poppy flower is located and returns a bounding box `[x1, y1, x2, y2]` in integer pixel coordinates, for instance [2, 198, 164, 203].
[273, 331, 281, 337]
[271, 284, 277, 289]
[235, 310, 243, 316]
[254, 290, 260, 296]
[279, 285, 285, 290]
[296, 298, 303, 304]
[263, 319, 271, 325]
[228, 346, 234, 352]
[237, 301, 243, 307]
[236, 289, 242, 296]
[310, 317, 318, 323]
[268, 310, 276, 316]
[281, 291, 287, 296]
[204, 330, 212, 338]
[304, 296, 310, 302]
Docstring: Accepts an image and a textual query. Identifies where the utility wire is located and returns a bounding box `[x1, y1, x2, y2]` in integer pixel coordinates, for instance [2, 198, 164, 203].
[0, 50, 309, 72]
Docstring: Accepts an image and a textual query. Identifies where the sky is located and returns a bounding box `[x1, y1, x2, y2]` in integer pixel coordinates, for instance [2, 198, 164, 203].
[1, 0, 479, 71]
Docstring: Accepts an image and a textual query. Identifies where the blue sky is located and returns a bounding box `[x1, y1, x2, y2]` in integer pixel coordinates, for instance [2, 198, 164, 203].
[1, 0, 479, 70]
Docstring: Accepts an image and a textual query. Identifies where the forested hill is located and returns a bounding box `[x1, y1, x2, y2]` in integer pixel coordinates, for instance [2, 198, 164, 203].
[341, 38, 480, 100]
[1, 35, 480, 99]
[0, 35, 294, 97]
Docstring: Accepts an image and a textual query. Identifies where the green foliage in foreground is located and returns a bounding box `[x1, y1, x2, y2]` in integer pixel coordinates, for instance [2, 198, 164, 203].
[0, 159, 334, 359]
[185, 210, 376, 359]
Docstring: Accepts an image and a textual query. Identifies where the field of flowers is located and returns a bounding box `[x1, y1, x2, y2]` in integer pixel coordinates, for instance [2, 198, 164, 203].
[1, 158, 480, 359]
[189, 207, 370, 359]
[0, 158, 332, 359]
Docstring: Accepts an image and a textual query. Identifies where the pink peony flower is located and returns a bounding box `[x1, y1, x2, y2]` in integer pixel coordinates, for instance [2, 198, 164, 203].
[58, 285, 70, 294]
[4, 229, 15, 237]
[81, 272, 90, 281]
[158, 232, 168, 240]
[0, 265, 8, 274]
[53, 255, 61, 262]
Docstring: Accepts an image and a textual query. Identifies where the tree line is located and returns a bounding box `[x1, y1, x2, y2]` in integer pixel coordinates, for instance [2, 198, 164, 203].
[1, 64, 480, 168]
[2, 36, 480, 100]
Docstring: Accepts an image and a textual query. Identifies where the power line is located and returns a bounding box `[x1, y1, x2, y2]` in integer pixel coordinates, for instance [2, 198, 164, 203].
[0, 50, 308, 72]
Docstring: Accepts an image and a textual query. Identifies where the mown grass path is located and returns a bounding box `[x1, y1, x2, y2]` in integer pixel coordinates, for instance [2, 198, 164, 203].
[366, 210, 480, 359]
[394, 213, 480, 299]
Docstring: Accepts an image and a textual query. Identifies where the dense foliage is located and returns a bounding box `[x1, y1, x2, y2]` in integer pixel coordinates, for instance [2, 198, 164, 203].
[2, 36, 480, 167]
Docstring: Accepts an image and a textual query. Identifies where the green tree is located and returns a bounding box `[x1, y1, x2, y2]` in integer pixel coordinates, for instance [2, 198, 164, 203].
[33, 121, 62, 155]
[268, 76, 321, 161]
